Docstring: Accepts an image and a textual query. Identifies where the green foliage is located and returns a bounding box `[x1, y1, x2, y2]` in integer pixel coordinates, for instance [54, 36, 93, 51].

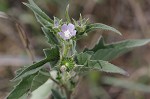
[30, 70, 50, 91]
[85, 23, 122, 35]
[42, 27, 60, 46]
[88, 38, 150, 61]
[76, 51, 93, 65]
[7, 70, 50, 99]
[75, 53, 128, 75]
[6, 0, 150, 99]
[43, 47, 59, 61]
[51, 89, 66, 99]
[65, 4, 71, 23]
[23, 0, 53, 25]
[43, 47, 60, 67]
[23, 0, 59, 47]
[7, 74, 37, 99]
[12, 58, 49, 81]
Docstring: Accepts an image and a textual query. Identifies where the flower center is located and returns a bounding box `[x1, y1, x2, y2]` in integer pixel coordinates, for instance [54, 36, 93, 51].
[64, 30, 71, 38]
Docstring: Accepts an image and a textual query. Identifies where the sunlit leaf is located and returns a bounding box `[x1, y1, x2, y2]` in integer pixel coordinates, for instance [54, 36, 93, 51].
[75, 60, 128, 76]
[89, 38, 150, 61]
[30, 70, 50, 91]
[6, 74, 37, 99]
[85, 23, 121, 35]
[12, 58, 49, 81]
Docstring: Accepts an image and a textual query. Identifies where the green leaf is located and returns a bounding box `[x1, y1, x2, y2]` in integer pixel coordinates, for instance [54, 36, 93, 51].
[30, 70, 50, 91]
[90, 38, 150, 61]
[31, 71, 57, 99]
[102, 76, 150, 92]
[7, 70, 50, 99]
[15, 66, 28, 76]
[74, 60, 128, 76]
[76, 51, 93, 65]
[85, 23, 121, 35]
[23, 2, 53, 25]
[42, 27, 59, 46]
[65, 4, 71, 23]
[12, 58, 49, 81]
[43, 47, 60, 67]
[51, 89, 66, 99]
[35, 14, 52, 26]
[6, 74, 37, 99]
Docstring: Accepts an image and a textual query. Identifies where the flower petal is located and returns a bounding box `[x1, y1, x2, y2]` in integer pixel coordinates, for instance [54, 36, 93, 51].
[68, 23, 75, 31]
[61, 24, 68, 32]
[71, 30, 76, 36]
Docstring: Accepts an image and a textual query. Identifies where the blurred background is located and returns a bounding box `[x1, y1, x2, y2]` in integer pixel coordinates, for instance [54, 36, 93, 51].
[1, 0, 150, 99]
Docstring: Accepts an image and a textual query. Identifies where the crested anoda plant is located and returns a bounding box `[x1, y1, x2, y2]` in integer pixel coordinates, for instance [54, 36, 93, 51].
[6, 0, 150, 99]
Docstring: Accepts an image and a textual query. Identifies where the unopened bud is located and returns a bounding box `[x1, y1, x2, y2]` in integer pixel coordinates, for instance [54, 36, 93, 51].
[60, 65, 67, 72]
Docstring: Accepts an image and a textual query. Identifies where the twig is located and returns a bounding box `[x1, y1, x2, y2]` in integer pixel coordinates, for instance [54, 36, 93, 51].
[16, 23, 35, 63]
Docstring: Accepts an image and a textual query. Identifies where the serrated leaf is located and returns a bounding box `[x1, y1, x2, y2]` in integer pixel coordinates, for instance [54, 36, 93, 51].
[6, 74, 37, 99]
[65, 4, 71, 23]
[51, 89, 66, 99]
[35, 14, 52, 26]
[74, 60, 128, 76]
[91, 48, 130, 61]
[90, 38, 150, 61]
[43, 47, 60, 67]
[76, 51, 94, 65]
[12, 58, 49, 81]
[23, 2, 53, 25]
[30, 70, 50, 91]
[42, 27, 59, 46]
[15, 66, 28, 76]
[85, 23, 121, 35]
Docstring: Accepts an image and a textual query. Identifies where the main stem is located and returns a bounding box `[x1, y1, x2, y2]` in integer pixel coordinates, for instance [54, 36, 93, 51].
[60, 40, 77, 99]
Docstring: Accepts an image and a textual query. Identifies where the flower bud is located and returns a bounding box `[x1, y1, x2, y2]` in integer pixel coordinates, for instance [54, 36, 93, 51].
[60, 65, 67, 72]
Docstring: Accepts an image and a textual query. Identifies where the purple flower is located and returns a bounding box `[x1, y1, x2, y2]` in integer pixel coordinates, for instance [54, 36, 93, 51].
[58, 23, 76, 40]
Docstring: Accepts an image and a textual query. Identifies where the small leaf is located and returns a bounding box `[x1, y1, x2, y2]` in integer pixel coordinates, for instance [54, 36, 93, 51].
[75, 60, 128, 76]
[65, 4, 71, 23]
[12, 58, 49, 81]
[51, 89, 65, 99]
[90, 38, 150, 61]
[6, 74, 37, 99]
[85, 23, 121, 35]
[42, 27, 59, 46]
[76, 51, 94, 65]
[85, 37, 104, 52]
